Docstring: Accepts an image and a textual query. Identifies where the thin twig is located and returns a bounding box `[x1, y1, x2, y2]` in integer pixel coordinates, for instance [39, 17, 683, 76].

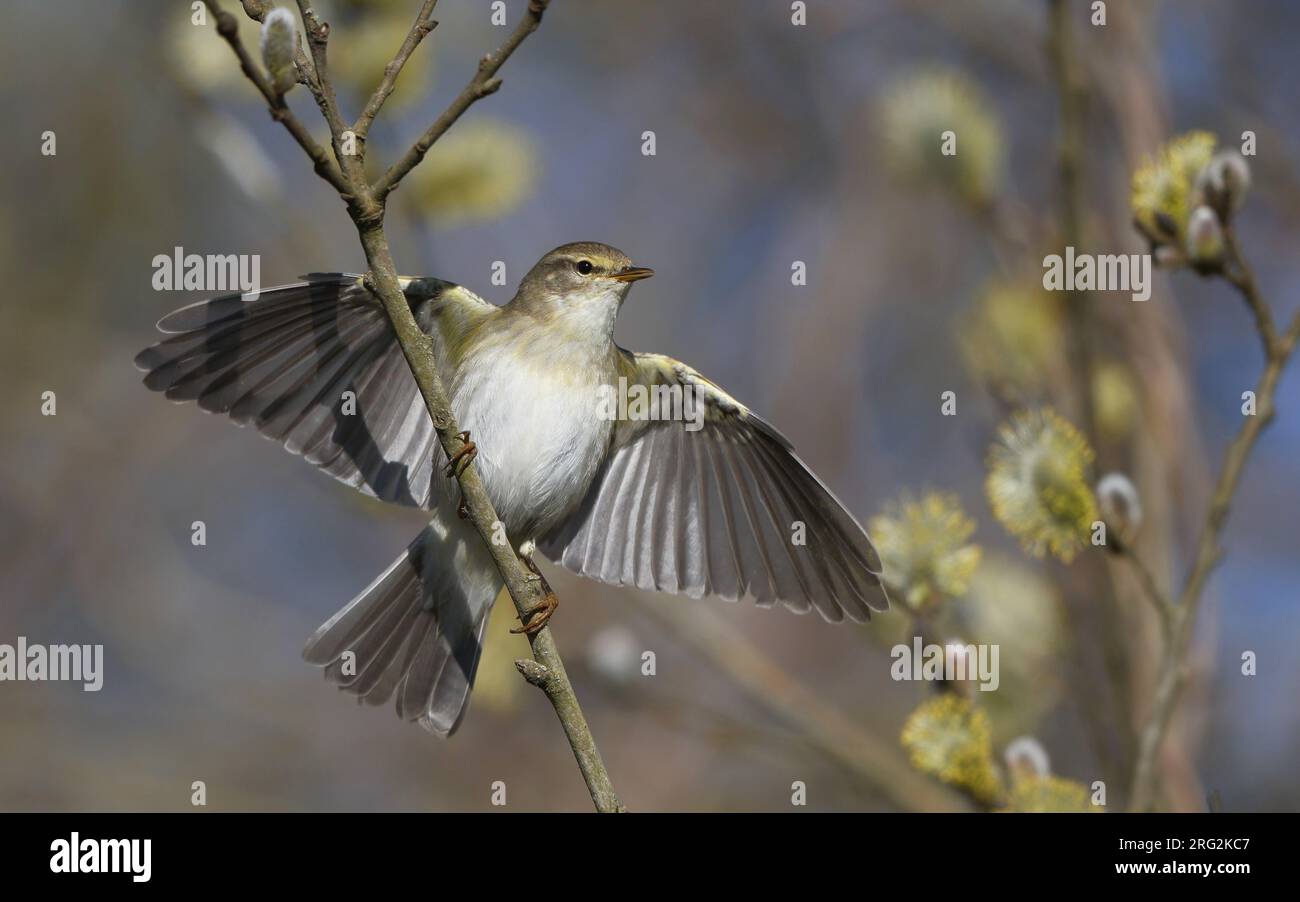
[1128, 241, 1300, 810]
[1110, 537, 1174, 640]
[1223, 228, 1278, 357]
[293, 0, 349, 141]
[355, 0, 439, 137]
[202, 0, 622, 812]
[373, 0, 550, 201]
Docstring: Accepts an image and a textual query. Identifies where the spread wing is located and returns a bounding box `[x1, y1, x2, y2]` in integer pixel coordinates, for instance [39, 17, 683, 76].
[134, 273, 495, 509]
[538, 352, 889, 622]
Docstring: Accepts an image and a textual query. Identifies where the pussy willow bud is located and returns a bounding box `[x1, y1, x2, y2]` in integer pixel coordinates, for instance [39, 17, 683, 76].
[585, 626, 639, 688]
[1096, 472, 1142, 539]
[1004, 736, 1051, 779]
[260, 7, 298, 96]
[1185, 205, 1225, 267]
[941, 638, 977, 694]
[1196, 151, 1252, 220]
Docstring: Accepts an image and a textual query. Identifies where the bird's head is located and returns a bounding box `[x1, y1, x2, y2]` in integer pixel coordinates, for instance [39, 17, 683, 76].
[512, 241, 653, 334]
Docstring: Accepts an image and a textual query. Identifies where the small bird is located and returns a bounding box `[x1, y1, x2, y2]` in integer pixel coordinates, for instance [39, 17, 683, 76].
[136, 242, 889, 735]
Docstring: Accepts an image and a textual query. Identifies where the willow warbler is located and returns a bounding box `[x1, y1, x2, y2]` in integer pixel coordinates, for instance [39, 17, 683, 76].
[135, 242, 889, 735]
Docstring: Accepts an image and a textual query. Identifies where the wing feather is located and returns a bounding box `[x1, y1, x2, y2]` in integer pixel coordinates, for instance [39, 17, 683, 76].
[136, 273, 496, 509]
[539, 351, 889, 621]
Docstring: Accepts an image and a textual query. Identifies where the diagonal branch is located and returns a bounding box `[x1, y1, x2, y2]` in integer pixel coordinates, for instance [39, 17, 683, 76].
[1109, 537, 1174, 640]
[1127, 241, 1300, 811]
[1224, 228, 1279, 357]
[200, 0, 622, 812]
[355, 0, 440, 138]
[373, 0, 550, 201]
[354, 231, 622, 812]
[293, 0, 349, 141]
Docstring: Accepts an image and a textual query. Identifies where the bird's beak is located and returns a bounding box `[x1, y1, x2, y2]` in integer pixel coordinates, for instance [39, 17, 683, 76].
[611, 266, 655, 283]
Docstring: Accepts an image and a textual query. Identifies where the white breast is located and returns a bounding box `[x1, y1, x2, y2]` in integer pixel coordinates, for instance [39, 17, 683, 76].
[447, 338, 615, 537]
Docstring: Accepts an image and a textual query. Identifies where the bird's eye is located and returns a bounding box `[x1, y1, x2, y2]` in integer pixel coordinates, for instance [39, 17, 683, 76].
[575, 260, 594, 275]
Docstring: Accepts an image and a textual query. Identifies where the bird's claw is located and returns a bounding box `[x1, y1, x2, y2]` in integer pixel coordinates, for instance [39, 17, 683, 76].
[510, 592, 559, 635]
[444, 431, 477, 479]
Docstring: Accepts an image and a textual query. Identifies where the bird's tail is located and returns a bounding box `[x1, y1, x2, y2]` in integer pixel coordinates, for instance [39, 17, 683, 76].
[303, 509, 502, 736]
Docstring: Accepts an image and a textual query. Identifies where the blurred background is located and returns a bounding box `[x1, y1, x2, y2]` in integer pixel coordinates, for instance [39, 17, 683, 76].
[1, 0, 1297, 812]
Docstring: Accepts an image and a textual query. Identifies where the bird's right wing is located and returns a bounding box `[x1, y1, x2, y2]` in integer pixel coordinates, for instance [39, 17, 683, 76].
[134, 273, 496, 509]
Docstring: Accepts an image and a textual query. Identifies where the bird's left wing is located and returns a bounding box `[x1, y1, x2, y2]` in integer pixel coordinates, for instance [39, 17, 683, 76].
[135, 273, 495, 509]
[538, 352, 889, 622]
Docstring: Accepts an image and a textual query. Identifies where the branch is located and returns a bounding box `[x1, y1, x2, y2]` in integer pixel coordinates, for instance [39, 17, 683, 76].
[293, 0, 349, 141]
[1048, 0, 1097, 442]
[355, 0, 440, 138]
[372, 0, 550, 201]
[1224, 227, 1279, 357]
[201, 0, 622, 812]
[1109, 536, 1174, 640]
[201, 1, 351, 196]
[356, 233, 622, 813]
[1048, 0, 1135, 785]
[1128, 243, 1300, 811]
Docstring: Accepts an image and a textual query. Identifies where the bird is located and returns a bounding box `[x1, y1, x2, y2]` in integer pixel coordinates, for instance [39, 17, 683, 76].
[135, 241, 889, 736]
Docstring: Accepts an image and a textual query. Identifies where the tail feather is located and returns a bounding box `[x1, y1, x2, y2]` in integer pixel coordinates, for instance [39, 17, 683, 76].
[397, 604, 490, 726]
[304, 514, 501, 736]
[339, 589, 426, 699]
[307, 548, 418, 664]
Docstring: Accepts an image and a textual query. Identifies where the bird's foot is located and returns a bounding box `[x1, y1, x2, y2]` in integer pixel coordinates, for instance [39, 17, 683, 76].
[510, 592, 559, 635]
[443, 431, 477, 479]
